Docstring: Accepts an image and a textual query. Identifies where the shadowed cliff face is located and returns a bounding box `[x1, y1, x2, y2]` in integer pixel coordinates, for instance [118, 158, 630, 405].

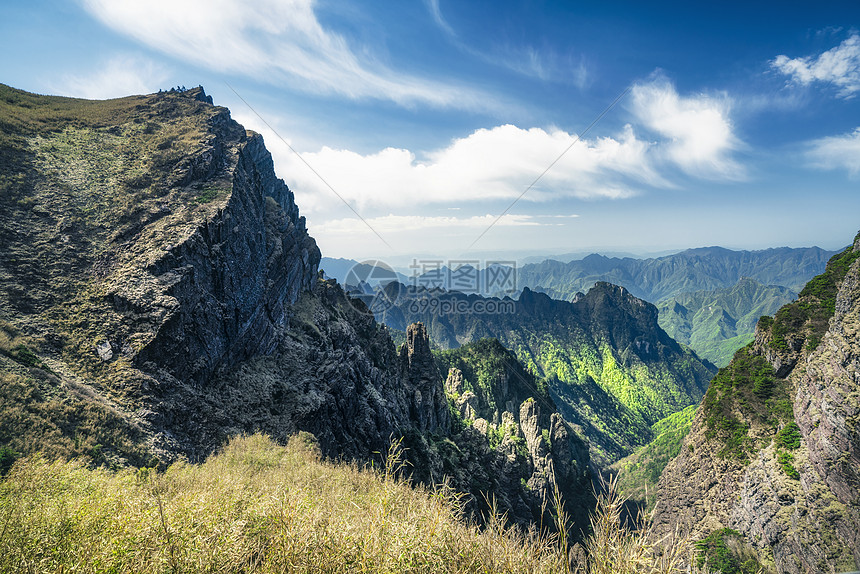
[400, 322, 450, 433]
[651, 234, 860, 573]
[133, 130, 321, 386]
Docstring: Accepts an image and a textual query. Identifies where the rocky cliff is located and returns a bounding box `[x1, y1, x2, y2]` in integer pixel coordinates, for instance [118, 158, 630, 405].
[0, 84, 591, 534]
[0, 84, 322, 462]
[651, 233, 860, 573]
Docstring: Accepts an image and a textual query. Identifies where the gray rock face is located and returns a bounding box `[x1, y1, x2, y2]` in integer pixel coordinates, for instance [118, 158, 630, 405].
[135, 128, 320, 386]
[400, 322, 450, 433]
[652, 237, 860, 573]
[794, 246, 860, 567]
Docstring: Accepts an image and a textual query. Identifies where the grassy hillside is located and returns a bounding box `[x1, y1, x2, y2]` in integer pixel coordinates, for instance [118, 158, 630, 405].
[1, 433, 712, 573]
[0, 321, 152, 470]
[657, 278, 796, 367]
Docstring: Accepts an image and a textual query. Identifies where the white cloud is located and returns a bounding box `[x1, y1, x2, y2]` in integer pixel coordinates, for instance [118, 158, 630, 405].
[82, 0, 489, 109]
[269, 123, 663, 214]
[806, 128, 860, 175]
[55, 54, 169, 99]
[630, 78, 743, 179]
[772, 34, 860, 98]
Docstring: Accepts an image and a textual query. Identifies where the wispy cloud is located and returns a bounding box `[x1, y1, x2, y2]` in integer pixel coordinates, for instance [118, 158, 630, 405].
[315, 213, 555, 235]
[422, 0, 588, 87]
[806, 127, 860, 175]
[54, 54, 169, 99]
[425, 0, 456, 38]
[82, 0, 491, 109]
[771, 34, 860, 99]
[630, 77, 743, 179]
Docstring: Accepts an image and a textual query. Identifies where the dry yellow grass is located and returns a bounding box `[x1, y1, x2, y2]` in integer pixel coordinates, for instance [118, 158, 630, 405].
[0, 433, 712, 573]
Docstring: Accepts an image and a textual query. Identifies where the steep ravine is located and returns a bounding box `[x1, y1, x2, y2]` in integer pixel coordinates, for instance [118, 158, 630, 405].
[378, 282, 716, 466]
[651, 234, 860, 573]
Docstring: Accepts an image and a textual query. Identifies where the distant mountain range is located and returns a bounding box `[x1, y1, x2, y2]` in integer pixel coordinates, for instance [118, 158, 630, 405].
[326, 247, 833, 366]
[516, 246, 836, 302]
[326, 246, 835, 302]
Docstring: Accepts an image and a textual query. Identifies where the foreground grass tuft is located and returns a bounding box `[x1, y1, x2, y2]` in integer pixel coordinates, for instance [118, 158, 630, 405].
[1, 434, 713, 573]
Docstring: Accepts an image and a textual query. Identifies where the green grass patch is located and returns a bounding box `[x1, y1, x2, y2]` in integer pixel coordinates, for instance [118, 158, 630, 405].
[701, 345, 796, 463]
[777, 450, 800, 480]
[768, 241, 860, 354]
[193, 186, 221, 204]
[695, 528, 764, 574]
[776, 422, 801, 450]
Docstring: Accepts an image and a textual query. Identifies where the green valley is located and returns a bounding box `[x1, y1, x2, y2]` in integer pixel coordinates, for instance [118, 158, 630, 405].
[656, 277, 797, 367]
[609, 404, 697, 511]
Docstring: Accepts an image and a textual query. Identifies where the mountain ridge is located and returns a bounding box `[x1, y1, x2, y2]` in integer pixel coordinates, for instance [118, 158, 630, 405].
[377, 281, 716, 466]
[0, 84, 592, 531]
[518, 246, 835, 303]
[656, 277, 797, 366]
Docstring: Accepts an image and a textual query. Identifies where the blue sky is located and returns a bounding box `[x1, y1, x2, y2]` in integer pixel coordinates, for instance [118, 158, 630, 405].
[2, 1, 860, 261]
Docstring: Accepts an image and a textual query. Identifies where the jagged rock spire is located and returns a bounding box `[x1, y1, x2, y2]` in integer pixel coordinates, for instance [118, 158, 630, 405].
[400, 322, 450, 433]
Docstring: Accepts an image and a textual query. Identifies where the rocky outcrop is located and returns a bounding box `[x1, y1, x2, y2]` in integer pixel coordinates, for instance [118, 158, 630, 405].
[379, 281, 716, 467]
[652, 234, 860, 573]
[437, 338, 593, 533]
[132, 121, 320, 386]
[400, 322, 449, 433]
